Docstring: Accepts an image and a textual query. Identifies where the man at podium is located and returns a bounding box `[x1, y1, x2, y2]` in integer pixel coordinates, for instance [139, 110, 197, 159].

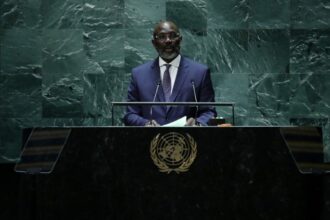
[124, 21, 217, 126]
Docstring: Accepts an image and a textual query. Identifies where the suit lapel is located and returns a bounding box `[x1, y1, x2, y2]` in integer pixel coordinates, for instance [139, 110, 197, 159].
[150, 58, 167, 115]
[150, 58, 165, 102]
[151, 56, 189, 116]
[167, 57, 189, 113]
[170, 57, 188, 102]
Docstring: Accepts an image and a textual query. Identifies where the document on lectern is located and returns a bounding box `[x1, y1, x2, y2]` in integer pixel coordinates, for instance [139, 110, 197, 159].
[162, 116, 187, 127]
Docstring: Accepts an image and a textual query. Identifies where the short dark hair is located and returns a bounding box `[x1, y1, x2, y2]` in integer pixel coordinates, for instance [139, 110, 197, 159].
[153, 20, 180, 38]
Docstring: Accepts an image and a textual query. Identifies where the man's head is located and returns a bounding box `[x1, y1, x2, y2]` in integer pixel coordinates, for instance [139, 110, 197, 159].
[152, 21, 182, 63]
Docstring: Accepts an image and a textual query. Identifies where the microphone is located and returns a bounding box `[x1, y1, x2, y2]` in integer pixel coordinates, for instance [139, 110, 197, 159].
[150, 80, 161, 120]
[191, 80, 198, 119]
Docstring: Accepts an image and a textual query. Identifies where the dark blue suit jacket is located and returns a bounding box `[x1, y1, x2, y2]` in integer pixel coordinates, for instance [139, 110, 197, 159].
[124, 56, 217, 126]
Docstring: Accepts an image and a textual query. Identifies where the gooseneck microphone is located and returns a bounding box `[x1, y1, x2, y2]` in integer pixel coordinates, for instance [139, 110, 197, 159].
[150, 80, 161, 120]
[191, 80, 199, 119]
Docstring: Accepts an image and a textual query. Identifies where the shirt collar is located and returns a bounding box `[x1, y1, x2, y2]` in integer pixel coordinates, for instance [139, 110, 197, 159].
[158, 54, 181, 68]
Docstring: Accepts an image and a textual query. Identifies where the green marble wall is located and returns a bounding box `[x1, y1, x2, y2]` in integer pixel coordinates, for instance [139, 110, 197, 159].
[1, 0, 330, 163]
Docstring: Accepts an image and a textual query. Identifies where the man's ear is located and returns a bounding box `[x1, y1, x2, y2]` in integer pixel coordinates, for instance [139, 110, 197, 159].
[151, 39, 157, 49]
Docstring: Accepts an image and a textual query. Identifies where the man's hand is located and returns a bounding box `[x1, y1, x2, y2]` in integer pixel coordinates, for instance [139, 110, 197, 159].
[185, 117, 197, 126]
[144, 120, 160, 127]
[218, 123, 232, 127]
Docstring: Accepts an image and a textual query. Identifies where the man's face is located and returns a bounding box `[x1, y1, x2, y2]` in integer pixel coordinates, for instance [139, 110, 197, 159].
[152, 22, 182, 62]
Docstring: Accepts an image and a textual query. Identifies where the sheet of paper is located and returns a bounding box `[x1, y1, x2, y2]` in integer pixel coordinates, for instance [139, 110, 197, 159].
[162, 116, 187, 127]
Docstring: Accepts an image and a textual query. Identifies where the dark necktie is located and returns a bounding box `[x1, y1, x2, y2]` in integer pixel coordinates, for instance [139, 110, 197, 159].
[162, 64, 171, 102]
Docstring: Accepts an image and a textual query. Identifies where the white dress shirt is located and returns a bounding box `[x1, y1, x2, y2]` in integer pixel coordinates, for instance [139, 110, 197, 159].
[159, 54, 181, 94]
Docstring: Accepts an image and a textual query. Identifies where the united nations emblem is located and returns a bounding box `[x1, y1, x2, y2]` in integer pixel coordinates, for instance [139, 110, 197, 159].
[150, 132, 197, 174]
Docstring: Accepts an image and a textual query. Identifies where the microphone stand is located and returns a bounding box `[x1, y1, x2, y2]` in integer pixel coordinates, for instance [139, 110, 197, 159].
[191, 81, 199, 123]
[148, 81, 161, 125]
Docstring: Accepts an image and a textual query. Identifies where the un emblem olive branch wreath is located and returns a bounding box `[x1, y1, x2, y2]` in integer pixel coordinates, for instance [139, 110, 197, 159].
[150, 134, 170, 172]
[150, 132, 197, 174]
[174, 134, 197, 173]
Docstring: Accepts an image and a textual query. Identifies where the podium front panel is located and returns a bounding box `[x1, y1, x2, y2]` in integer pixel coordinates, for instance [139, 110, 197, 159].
[17, 127, 325, 220]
